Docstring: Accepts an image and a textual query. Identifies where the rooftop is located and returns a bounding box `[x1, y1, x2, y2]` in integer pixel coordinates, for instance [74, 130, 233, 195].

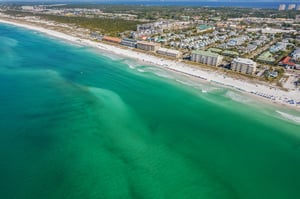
[137, 41, 160, 46]
[192, 50, 221, 58]
[122, 38, 137, 42]
[198, 24, 214, 30]
[157, 47, 181, 54]
[233, 58, 256, 65]
[208, 48, 222, 53]
[293, 48, 300, 54]
[281, 56, 296, 66]
[257, 51, 275, 62]
[103, 36, 122, 43]
[223, 50, 239, 56]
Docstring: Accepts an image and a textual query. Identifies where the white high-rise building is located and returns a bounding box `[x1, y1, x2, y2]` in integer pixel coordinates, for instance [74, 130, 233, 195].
[288, 4, 296, 10]
[231, 58, 257, 75]
[278, 4, 286, 11]
[21, 6, 34, 11]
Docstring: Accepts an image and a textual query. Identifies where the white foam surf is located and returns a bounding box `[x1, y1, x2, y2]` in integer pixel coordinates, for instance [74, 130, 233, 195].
[225, 91, 251, 103]
[276, 111, 300, 124]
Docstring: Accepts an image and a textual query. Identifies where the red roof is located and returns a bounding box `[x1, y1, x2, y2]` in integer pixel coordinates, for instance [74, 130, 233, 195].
[282, 56, 291, 63]
[281, 56, 296, 66]
[102, 36, 121, 43]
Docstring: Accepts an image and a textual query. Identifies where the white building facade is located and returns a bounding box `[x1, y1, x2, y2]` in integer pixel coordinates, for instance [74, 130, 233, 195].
[231, 58, 257, 75]
[156, 48, 182, 58]
[191, 50, 223, 66]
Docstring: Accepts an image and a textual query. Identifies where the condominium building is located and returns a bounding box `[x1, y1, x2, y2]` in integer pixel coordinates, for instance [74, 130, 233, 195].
[156, 48, 182, 58]
[288, 4, 296, 10]
[296, 15, 300, 22]
[21, 6, 34, 11]
[121, 38, 137, 48]
[231, 58, 257, 75]
[137, 41, 161, 52]
[261, 28, 296, 34]
[191, 50, 223, 66]
[278, 4, 286, 11]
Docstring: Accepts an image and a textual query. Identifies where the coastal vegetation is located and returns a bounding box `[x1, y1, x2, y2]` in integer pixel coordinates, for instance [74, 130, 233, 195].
[3, 10, 141, 35]
[57, 4, 300, 20]
[4, 4, 300, 22]
[41, 15, 140, 36]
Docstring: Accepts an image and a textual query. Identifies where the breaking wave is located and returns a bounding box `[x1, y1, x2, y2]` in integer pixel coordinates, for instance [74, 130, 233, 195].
[276, 111, 300, 124]
[225, 91, 251, 103]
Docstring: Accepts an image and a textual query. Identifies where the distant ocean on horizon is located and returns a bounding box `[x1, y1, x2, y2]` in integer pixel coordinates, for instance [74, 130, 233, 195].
[14, 1, 300, 9]
[96, 1, 299, 9]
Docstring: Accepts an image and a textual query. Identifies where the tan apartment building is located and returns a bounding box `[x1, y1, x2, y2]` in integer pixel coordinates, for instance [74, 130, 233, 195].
[137, 41, 161, 52]
[191, 50, 223, 66]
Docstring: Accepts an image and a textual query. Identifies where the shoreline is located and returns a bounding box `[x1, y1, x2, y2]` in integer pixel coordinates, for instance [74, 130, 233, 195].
[0, 17, 300, 110]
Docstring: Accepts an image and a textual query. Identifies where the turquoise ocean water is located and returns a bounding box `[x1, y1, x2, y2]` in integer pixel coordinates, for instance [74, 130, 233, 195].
[0, 23, 300, 199]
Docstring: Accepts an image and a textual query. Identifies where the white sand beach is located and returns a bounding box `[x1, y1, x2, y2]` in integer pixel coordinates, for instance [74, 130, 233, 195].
[0, 18, 299, 108]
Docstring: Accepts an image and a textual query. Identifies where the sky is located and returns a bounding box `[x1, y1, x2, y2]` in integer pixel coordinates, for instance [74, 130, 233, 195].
[0, 0, 299, 3]
[0, 0, 298, 2]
